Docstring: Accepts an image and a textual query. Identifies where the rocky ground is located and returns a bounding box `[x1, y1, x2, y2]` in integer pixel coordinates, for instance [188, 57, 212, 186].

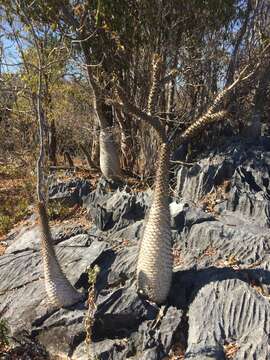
[1, 137, 270, 359]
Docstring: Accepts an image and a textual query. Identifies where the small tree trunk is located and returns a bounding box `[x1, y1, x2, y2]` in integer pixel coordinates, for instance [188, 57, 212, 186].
[226, 0, 251, 87]
[225, 0, 251, 127]
[91, 136, 100, 166]
[81, 41, 121, 179]
[116, 110, 134, 172]
[243, 63, 270, 138]
[80, 144, 98, 169]
[49, 119, 57, 166]
[63, 151, 74, 168]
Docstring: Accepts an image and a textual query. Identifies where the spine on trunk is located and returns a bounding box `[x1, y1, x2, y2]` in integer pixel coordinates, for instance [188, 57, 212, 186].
[136, 142, 173, 304]
[38, 202, 83, 308]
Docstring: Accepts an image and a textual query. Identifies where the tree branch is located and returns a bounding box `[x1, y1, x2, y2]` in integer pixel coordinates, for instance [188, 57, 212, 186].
[110, 85, 166, 141]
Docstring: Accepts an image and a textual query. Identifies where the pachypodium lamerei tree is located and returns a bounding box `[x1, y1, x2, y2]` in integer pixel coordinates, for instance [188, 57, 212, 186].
[115, 64, 255, 304]
[14, 2, 85, 308]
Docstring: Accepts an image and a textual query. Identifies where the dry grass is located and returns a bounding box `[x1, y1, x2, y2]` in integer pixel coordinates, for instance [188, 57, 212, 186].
[112, 238, 130, 252]
[162, 343, 185, 359]
[0, 151, 150, 239]
[48, 205, 91, 232]
[0, 155, 99, 239]
[199, 180, 231, 215]
[198, 245, 217, 261]
[216, 255, 241, 270]
[0, 158, 35, 237]
[0, 242, 7, 256]
[224, 342, 240, 359]
[173, 247, 183, 267]
[84, 265, 100, 359]
[0, 344, 49, 360]
[249, 278, 270, 300]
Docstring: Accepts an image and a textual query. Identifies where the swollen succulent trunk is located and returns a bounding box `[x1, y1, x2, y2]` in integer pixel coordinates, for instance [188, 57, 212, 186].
[99, 129, 121, 180]
[38, 202, 84, 308]
[137, 143, 173, 304]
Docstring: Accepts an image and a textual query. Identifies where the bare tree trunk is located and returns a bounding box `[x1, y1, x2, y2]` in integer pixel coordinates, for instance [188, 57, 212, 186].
[80, 144, 98, 169]
[49, 119, 57, 166]
[148, 54, 162, 115]
[211, 62, 218, 95]
[34, 46, 47, 203]
[80, 42, 108, 129]
[166, 54, 177, 134]
[224, 0, 252, 133]
[116, 109, 134, 171]
[80, 41, 121, 180]
[63, 150, 74, 168]
[90, 119, 100, 165]
[226, 0, 252, 87]
[166, 79, 175, 119]
[243, 63, 270, 138]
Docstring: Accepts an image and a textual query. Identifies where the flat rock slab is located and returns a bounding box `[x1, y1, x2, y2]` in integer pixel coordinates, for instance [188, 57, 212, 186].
[173, 213, 270, 271]
[186, 278, 270, 359]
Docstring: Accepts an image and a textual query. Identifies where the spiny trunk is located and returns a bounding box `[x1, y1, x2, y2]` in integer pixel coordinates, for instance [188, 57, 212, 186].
[38, 202, 84, 308]
[137, 142, 172, 304]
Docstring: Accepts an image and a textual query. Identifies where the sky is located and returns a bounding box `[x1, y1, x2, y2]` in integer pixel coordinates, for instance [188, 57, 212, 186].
[0, 18, 26, 73]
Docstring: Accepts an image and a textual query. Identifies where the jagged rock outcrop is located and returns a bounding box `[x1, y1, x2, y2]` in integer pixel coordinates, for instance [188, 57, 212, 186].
[49, 178, 91, 206]
[1, 138, 270, 359]
[83, 178, 151, 232]
[175, 137, 270, 226]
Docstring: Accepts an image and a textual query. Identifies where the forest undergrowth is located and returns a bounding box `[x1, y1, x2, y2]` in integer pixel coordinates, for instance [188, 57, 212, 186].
[0, 156, 35, 239]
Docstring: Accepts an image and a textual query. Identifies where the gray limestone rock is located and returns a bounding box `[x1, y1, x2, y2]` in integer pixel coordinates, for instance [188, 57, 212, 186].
[49, 178, 91, 206]
[2, 140, 270, 359]
[0, 222, 107, 346]
[83, 184, 151, 231]
[186, 279, 270, 360]
[175, 141, 270, 226]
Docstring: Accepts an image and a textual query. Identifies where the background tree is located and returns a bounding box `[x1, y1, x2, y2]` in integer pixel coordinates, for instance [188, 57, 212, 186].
[0, 0, 269, 179]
